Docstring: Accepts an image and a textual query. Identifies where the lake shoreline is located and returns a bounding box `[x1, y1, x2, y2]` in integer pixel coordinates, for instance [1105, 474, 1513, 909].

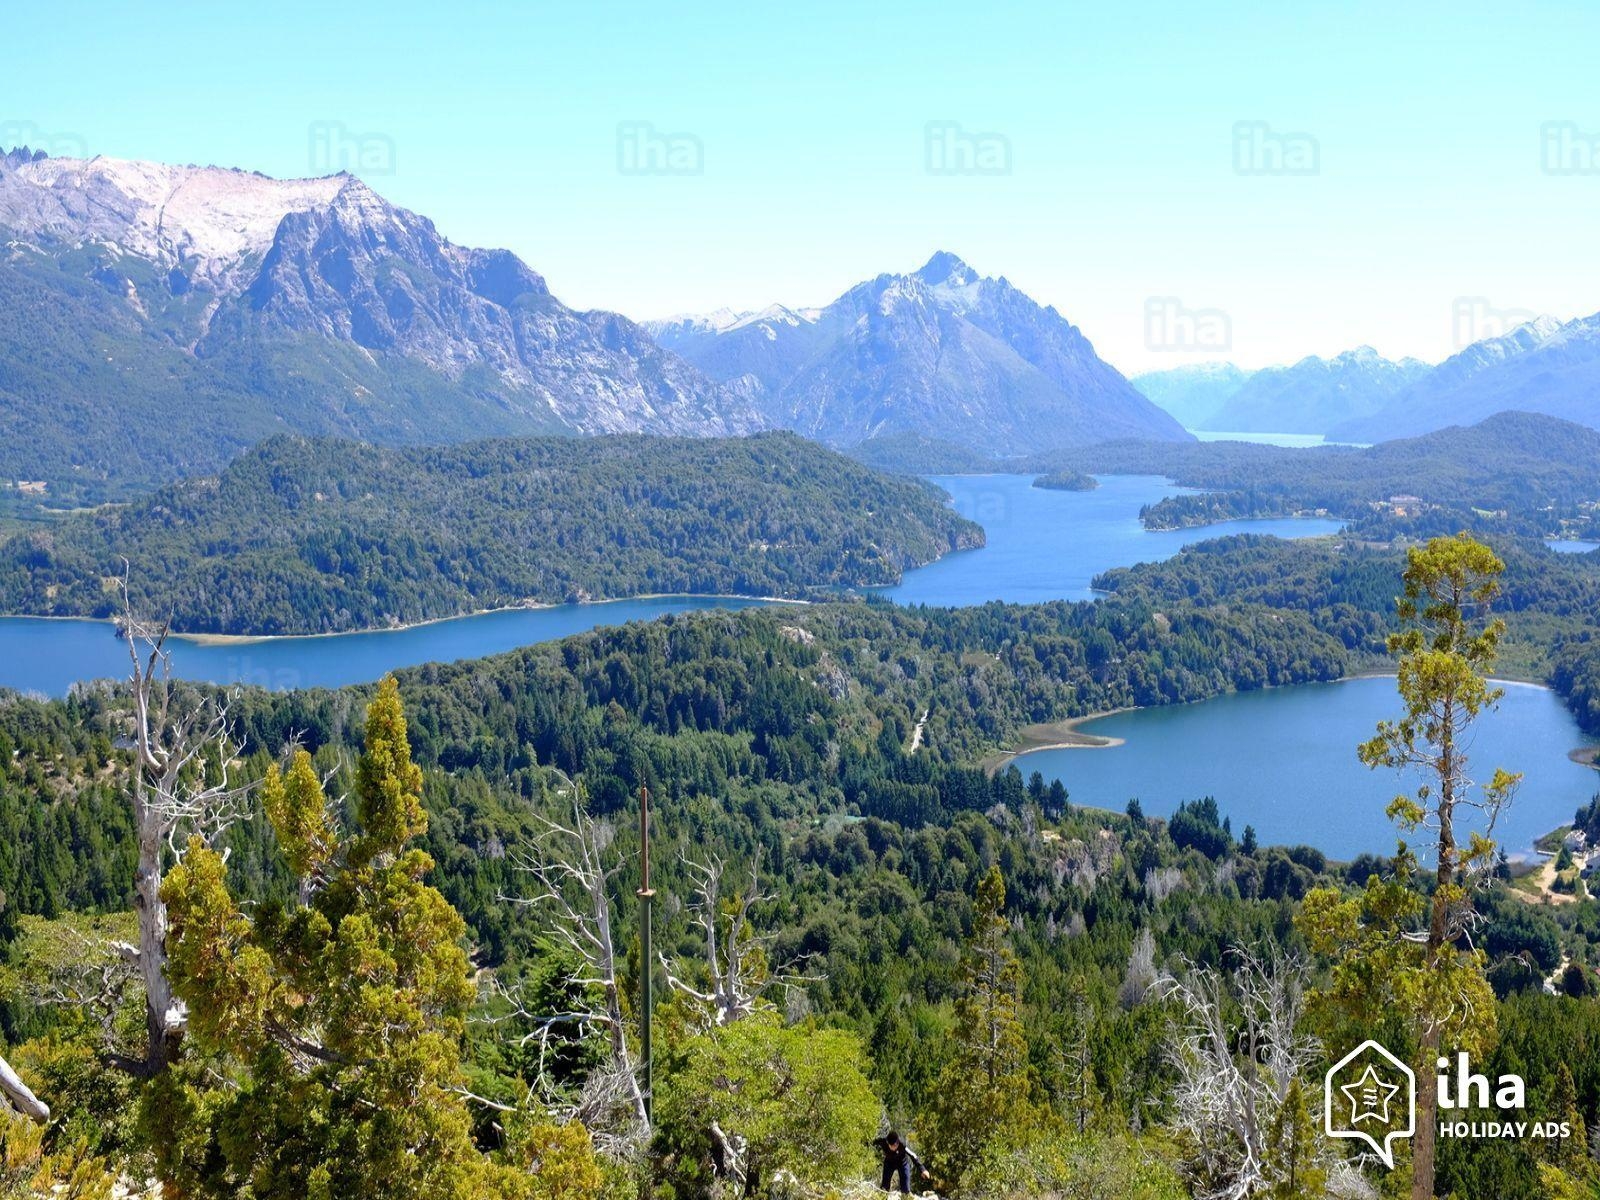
[0, 593, 812, 647]
[981, 710, 1133, 775]
[984, 674, 1593, 777]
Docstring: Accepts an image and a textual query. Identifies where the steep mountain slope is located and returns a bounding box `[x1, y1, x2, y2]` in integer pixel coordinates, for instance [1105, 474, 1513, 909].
[1330, 316, 1600, 443]
[0, 431, 982, 634]
[648, 253, 1190, 453]
[1198, 347, 1429, 434]
[0, 147, 757, 499]
[844, 432, 1003, 475]
[1131, 362, 1254, 428]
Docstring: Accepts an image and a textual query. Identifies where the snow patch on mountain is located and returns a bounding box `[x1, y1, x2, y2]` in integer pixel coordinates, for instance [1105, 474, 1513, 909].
[653, 250, 1192, 452]
[4, 154, 349, 282]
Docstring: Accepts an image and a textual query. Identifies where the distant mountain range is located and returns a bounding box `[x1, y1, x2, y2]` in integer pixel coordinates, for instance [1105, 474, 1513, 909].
[1133, 350, 1427, 434]
[647, 252, 1190, 454]
[1129, 363, 1256, 429]
[1136, 317, 1600, 443]
[6, 143, 1595, 497]
[1199, 348, 1430, 434]
[1329, 315, 1600, 442]
[0, 147, 757, 498]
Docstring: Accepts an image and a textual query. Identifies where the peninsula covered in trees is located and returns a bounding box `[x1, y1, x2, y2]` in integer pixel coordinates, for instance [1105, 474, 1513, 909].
[1093, 530, 1600, 735]
[0, 432, 982, 635]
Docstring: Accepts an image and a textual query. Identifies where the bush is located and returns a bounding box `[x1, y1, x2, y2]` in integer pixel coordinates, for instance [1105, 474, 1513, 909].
[654, 1017, 879, 1198]
[952, 1129, 1186, 1200]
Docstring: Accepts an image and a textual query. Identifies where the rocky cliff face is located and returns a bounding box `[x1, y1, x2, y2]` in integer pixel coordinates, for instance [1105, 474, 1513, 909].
[0, 148, 758, 494]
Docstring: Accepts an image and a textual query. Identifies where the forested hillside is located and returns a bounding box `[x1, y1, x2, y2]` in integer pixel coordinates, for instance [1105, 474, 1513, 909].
[0, 433, 981, 635]
[843, 433, 1004, 476]
[2, 583, 1598, 1198]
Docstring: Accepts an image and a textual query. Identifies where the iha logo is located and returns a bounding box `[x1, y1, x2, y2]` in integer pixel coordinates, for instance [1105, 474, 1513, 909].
[1434, 1054, 1569, 1143]
[1231, 120, 1320, 176]
[307, 121, 395, 177]
[615, 121, 704, 176]
[1327, 1042, 1564, 1169]
[923, 121, 1012, 176]
[1325, 1041, 1415, 1169]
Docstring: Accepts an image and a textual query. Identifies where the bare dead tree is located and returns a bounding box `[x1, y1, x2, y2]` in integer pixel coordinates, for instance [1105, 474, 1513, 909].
[708, 1119, 748, 1194]
[1119, 926, 1159, 1009]
[1156, 949, 1322, 1200]
[500, 782, 648, 1139]
[659, 849, 819, 1032]
[114, 590, 254, 1076]
[0, 1053, 49, 1124]
[17, 918, 142, 1060]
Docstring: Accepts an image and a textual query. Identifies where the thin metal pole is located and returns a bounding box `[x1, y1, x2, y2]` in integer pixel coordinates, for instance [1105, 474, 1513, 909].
[637, 785, 655, 1125]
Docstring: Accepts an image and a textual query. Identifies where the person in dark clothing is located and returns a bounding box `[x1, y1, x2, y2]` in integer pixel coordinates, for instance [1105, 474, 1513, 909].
[873, 1131, 929, 1193]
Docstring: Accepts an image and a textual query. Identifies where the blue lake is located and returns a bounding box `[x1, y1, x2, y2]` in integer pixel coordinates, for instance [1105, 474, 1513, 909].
[1548, 540, 1600, 555]
[879, 474, 1343, 606]
[1015, 677, 1598, 859]
[1191, 430, 1331, 448]
[0, 474, 1339, 695]
[0, 598, 780, 697]
[1190, 430, 1372, 449]
[0, 472, 1591, 856]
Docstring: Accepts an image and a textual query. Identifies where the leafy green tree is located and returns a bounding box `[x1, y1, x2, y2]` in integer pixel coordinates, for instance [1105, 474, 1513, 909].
[924, 865, 1041, 1190]
[154, 677, 541, 1199]
[1303, 534, 1519, 1200]
[654, 1016, 877, 1197]
[502, 1117, 605, 1200]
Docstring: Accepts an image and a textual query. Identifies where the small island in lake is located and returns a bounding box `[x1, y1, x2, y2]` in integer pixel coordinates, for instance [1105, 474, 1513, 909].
[1031, 468, 1098, 492]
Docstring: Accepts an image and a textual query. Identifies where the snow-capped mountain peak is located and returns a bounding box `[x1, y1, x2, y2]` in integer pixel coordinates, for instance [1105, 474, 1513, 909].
[0, 148, 762, 493]
[1326, 310, 1600, 441]
[1198, 346, 1431, 434]
[727, 303, 816, 332]
[645, 303, 819, 341]
[651, 252, 1190, 452]
[3, 153, 351, 282]
[914, 250, 977, 288]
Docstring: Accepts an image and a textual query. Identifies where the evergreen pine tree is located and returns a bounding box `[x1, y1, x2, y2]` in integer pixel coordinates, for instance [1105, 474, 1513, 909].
[1263, 1077, 1327, 1200]
[924, 865, 1039, 1188]
[156, 676, 568, 1199]
[1547, 1063, 1586, 1170]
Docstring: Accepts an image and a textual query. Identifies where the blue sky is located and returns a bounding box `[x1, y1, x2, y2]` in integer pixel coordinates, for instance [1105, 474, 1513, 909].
[6, 0, 1599, 372]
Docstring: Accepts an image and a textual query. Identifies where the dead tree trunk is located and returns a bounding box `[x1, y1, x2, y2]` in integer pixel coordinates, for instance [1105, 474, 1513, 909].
[114, 596, 252, 1077]
[0, 1052, 49, 1123]
[503, 782, 649, 1141]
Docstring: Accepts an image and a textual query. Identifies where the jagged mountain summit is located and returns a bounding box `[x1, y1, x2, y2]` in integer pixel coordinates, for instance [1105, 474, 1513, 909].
[0, 146, 757, 497]
[1196, 347, 1430, 435]
[648, 252, 1191, 453]
[1329, 315, 1600, 443]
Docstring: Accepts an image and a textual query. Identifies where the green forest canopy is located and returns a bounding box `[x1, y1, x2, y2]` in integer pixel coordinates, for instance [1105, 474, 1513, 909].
[3, 586, 1599, 1197]
[0, 432, 981, 635]
[1040, 411, 1600, 538]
